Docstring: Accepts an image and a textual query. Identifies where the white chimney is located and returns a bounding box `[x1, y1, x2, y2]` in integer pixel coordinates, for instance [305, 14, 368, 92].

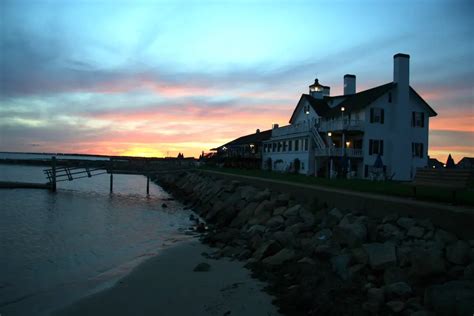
[343, 74, 356, 95]
[393, 53, 410, 86]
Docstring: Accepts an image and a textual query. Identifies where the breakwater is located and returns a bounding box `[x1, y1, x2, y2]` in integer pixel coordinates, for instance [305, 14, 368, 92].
[155, 171, 474, 315]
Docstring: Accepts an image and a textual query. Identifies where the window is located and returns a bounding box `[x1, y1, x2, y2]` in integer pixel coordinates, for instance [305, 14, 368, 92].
[263, 144, 267, 152]
[412, 142, 424, 158]
[283, 141, 288, 152]
[388, 92, 392, 103]
[369, 139, 384, 155]
[304, 138, 309, 151]
[278, 142, 282, 152]
[272, 142, 276, 152]
[288, 140, 293, 151]
[412, 112, 425, 127]
[370, 108, 384, 124]
[295, 139, 299, 151]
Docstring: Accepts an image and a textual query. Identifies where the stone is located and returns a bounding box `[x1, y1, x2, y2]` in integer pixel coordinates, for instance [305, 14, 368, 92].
[249, 200, 275, 225]
[325, 207, 344, 227]
[284, 215, 301, 227]
[297, 257, 316, 265]
[193, 262, 210, 272]
[410, 311, 434, 316]
[313, 228, 333, 244]
[273, 231, 297, 248]
[382, 213, 398, 224]
[273, 206, 287, 216]
[314, 243, 340, 258]
[331, 254, 352, 280]
[283, 204, 301, 218]
[385, 282, 412, 298]
[334, 215, 367, 248]
[247, 225, 266, 236]
[397, 217, 416, 230]
[434, 229, 457, 246]
[424, 280, 474, 316]
[230, 202, 257, 228]
[464, 263, 474, 280]
[352, 247, 369, 265]
[384, 266, 406, 285]
[418, 218, 434, 231]
[407, 226, 425, 238]
[250, 188, 271, 203]
[265, 215, 285, 231]
[446, 240, 471, 265]
[423, 230, 434, 240]
[363, 242, 397, 270]
[262, 248, 296, 265]
[276, 193, 290, 206]
[367, 287, 385, 304]
[362, 301, 381, 313]
[252, 240, 281, 260]
[379, 223, 404, 241]
[386, 300, 405, 313]
[299, 209, 315, 226]
[409, 248, 446, 278]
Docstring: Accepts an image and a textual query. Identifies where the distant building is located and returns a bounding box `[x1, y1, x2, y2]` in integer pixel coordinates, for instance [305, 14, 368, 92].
[211, 129, 271, 168]
[457, 157, 474, 169]
[428, 157, 444, 169]
[262, 53, 437, 181]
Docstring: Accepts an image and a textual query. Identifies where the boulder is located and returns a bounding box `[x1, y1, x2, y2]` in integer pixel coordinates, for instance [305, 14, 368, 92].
[252, 240, 281, 261]
[193, 262, 210, 272]
[314, 243, 341, 258]
[384, 266, 407, 285]
[205, 200, 225, 221]
[273, 206, 287, 216]
[397, 217, 416, 230]
[250, 188, 271, 203]
[248, 200, 274, 225]
[464, 263, 474, 280]
[385, 282, 412, 298]
[239, 186, 259, 201]
[424, 280, 474, 316]
[418, 218, 434, 231]
[283, 204, 301, 218]
[408, 246, 446, 279]
[434, 229, 457, 246]
[386, 300, 405, 313]
[275, 193, 290, 206]
[299, 208, 316, 226]
[363, 242, 397, 270]
[407, 226, 425, 239]
[334, 215, 367, 247]
[265, 215, 285, 231]
[325, 207, 344, 227]
[273, 231, 297, 249]
[446, 240, 471, 265]
[382, 213, 398, 224]
[351, 247, 369, 265]
[379, 223, 404, 241]
[262, 248, 296, 265]
[331, 254, 352, 280]
[367, 287, 385, 304]
[230, 202, 257, 228]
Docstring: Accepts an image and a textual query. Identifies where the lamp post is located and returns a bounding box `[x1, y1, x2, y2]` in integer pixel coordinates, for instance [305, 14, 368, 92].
[327, 131, 333, 179]
[341, 107, 346, 177]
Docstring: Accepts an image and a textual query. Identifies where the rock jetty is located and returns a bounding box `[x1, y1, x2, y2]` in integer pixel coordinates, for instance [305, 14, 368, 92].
[154, 171, 474, 316]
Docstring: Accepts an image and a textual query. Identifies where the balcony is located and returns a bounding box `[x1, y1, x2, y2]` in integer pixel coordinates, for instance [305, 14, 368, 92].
[314, 148, 363, 158]
[271, 124, 310, 138]
[318, 119, 364, 132]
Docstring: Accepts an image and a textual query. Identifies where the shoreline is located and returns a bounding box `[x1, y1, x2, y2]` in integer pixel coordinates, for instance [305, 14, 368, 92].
[53, 239, 280, 316]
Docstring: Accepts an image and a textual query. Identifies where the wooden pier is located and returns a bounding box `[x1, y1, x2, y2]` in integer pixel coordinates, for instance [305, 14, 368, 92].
[1, 156, 195, 194]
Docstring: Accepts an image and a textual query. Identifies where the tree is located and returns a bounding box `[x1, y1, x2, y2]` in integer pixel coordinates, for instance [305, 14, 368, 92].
[445, 154, 455, 169]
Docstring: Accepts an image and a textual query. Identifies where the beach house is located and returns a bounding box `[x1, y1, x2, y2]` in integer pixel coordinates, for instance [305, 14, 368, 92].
[262, 53, 437, 181]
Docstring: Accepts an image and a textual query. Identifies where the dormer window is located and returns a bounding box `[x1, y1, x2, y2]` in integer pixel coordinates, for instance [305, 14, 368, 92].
[304, 105, 310, 115]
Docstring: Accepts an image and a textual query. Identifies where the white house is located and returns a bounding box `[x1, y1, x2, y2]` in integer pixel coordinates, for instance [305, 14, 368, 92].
[262, 53, 437, 181]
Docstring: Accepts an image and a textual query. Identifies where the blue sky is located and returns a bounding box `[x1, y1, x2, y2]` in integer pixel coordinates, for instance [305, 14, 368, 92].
[1, 0, 473, 160]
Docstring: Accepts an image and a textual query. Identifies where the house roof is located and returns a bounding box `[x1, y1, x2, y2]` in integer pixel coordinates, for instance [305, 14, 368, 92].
[289, 94, 330, 123]
[458, 157, 474, 164]
[291, 82, 437, 119]
[324, 82, 396, 117]
[211, 129, 272, 151]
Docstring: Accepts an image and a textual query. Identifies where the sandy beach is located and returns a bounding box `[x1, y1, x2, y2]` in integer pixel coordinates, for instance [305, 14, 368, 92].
[53, 239, 280, 316]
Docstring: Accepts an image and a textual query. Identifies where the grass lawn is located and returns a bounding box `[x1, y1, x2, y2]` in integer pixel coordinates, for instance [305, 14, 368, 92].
[199, 166, 474, 207]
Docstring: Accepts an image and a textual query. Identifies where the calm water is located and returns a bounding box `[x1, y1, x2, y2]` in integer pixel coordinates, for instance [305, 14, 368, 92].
[0, 162, 195, 315]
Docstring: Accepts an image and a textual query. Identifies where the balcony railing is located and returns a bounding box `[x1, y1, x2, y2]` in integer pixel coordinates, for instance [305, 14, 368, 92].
[318, 119, 364, 132]
[271, 124, 310, 137]
[314, 148, 363, 157]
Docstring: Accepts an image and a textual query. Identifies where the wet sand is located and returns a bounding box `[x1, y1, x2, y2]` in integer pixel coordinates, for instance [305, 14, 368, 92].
[53, 239, 280, 316]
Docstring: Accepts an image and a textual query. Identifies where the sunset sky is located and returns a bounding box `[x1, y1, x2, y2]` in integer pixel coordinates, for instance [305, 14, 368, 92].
[1, 0, 473, 162]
